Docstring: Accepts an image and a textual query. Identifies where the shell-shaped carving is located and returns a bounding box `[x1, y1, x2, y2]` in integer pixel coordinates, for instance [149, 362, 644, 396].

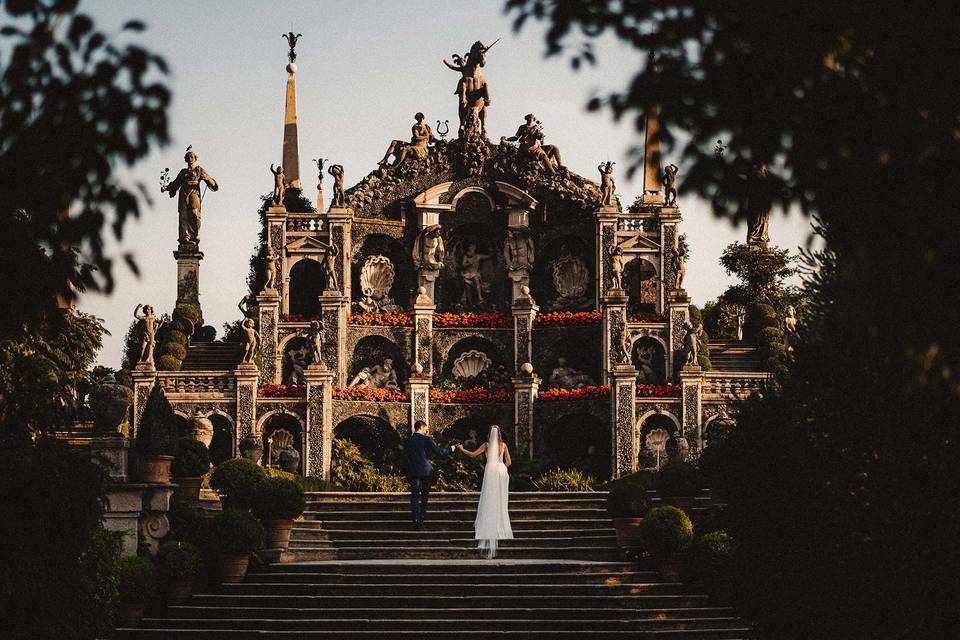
[359, 255, 395, 301]
[269, 428, 295, 465]
[645, 428, 671, 452]
[452, 349, 492, 379]
[552, 255, 589, 298]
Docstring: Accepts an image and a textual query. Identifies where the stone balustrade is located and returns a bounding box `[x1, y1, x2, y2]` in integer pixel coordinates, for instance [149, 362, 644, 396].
[702, 371, 770, 397]
[285, 213, 324, 233]
[156, 370, 236, 396]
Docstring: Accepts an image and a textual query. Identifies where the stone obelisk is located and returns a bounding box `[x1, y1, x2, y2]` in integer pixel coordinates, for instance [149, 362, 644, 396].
[641, 104, 663, 204]
[282, 60, 301, 190]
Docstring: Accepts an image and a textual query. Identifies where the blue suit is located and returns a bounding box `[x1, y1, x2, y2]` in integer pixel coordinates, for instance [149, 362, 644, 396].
[403, 432, 454, 524]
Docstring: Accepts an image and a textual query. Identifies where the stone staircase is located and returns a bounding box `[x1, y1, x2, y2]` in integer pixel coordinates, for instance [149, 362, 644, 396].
[181, 342, 243, 371]
[708, 341, 765, 373]
[119, 492, 752, 638]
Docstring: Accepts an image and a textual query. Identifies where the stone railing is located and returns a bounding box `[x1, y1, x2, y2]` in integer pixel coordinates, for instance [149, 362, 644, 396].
[285, 213, 324, 233]
[156, 371, 236, 396]
[701, 371, 770, 398]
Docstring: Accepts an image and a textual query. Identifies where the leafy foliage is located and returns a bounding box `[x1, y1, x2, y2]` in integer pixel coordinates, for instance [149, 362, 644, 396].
[136, 384, 177, 456]
[251, 476, 306, 521]
[116, 556, 158, 606]
[210, 509, 264, 555]
[653, 460, 704, 497]
[640, 505, 693, 556]
[686, 531, 734, 588]
[210, 458, 266, 509]
[533, 468, 596, 491]
[157, 540, 204, 584]
[606, 478, 652, 517]
[171, 438, 211, 478]
[330, 438, 407, 491]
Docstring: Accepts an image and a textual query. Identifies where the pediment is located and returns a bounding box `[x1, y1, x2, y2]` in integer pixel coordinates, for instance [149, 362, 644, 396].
[285, 236, 330, 253]
[616, 232, 662, 252]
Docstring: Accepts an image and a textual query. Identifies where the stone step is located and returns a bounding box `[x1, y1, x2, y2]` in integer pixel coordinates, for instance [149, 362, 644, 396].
[294, 527, 614, 541]
[271, 561, 642, 574]
[119, 629, 750, 639]
[302, 508, 611, 521]
[288, 535, 617, 549]
[248, 570, 661, 585]
[311, 518, 616, 530]
[283, 546, 620, 561]
[305, 498, 609, 510]
[305, 491, 606, 500]
[219, 581, 691, 597]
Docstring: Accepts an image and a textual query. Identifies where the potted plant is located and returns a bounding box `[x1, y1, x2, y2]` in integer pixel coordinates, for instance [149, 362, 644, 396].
[653, 460, 704, 515]
[210, 458, 266, 510]
[606, 478, 653, 555]
[251, 476, 306, 550]
[639, 505, 694, 580]
[89, 373, 133, 435]
[210, 509, 264, 583]
[171, 438, 211, 503]
[134, 385, 177, 483]
[157, 540, 204, 605]
[116, 556, 159, 627]
[686, 530, 735, 604]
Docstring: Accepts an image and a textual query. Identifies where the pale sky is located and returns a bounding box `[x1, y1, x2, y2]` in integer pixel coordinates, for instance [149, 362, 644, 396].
[76, 0, 814, 367]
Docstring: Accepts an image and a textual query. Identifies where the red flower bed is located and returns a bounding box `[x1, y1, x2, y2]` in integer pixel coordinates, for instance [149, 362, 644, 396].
[534, 310, 602, 327]
[636, 383, 681, 398]
[433, 311, 512, 328]
[333, 386, 409, 402]
[280, 314, 315, 323]
[538, 385, 611, 401]
[430, 387, 513, 404]
[259, 384, 305, 398]
[348, 311, 413, 327]
[628, 311, 667, 323]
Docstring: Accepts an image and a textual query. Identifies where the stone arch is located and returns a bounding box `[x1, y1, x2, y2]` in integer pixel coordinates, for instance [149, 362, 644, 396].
[207, 412, 236, 464]
[537, 333, 601, 390]
[534, 233, 593, 311]
[259, 411, 304, 472]
[623, 255, 660, 314]
[631, 336, 667, 385]
[450, 186, 497, 211]
[439, 335, 506, 381]
[288, 257, 324, 317]
[279, 335, 314, 385]
[351, 233, 413, 310]
[535, 412, 611, 480]
[436, 219, 507, 310]
[334, 414, 403, 473]
[636, 410, 682, 468]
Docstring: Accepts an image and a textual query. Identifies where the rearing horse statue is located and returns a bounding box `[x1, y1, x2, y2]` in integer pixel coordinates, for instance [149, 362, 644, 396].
[443, 39, 498, 138]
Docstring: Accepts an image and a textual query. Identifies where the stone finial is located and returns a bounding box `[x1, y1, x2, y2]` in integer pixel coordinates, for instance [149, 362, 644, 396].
[520, 362, 534, 375]
[413, 362, 424, 375]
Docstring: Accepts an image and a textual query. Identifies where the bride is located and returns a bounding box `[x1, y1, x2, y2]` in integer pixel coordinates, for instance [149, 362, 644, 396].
[458, 425, 513, 558]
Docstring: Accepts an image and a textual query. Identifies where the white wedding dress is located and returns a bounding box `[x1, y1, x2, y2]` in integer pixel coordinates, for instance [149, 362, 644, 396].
[474, 426, 513, 559]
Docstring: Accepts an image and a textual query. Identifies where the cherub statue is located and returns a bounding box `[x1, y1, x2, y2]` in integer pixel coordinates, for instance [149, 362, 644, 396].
[610, 245, 625, 290]
[238, 294, 256, 318]
[161, 146, 219, 245]
[322, 244, 339, 291]
[672, 243, 687, 290]
[240, 319, 260, 364]
[309, 319, 324, 366]
[413, 224, 445, 271]
[270, 163, 285, 207]
[682, 322, 700, 368]
[328, 164, 345, 208]
[663, 163, 679, 206]
[134, 304, 164, 366]
[598, 161, 616, 206]
[264, 248, 278, 290]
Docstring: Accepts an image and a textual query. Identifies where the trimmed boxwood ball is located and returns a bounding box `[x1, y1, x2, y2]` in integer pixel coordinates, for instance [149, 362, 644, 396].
[653, 460, 704, 497]
[165, 329, 189, 346]
[210, 508, 264, 554]
[172, 303, 201, 325]
[606, 479, 652, 517]
[136, 385, 177, 456]
[117, 556, 159, 605]
[170, 317, 194, 338]
[160, 341, 187, 360]
[251, 476, 306, 521]
[211, 458, 266, 509]
[687, 530, 733, 586]
[157, 540, 204, 583]
[171, 437, 211, 477]
[157, 354, 182, 371]
[640, 505, 694, 556]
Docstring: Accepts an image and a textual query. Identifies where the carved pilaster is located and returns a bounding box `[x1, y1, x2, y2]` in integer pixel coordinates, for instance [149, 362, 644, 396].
[512, 368, 539, 457]
[601, 290, 629, 385]
[667, 292, 691, 377]
[319, 293, 348, 385]
[130, 368, 156, 439]
[679, 366, 703, 450]
[172, 245, 203, 316]
[407, 374, 431, 430]
[595, 206, 619, 304]
[234, 367, 259, 440]
[257, 292, 280, 384]
[266, 207, 287, 314]
[610, 364, 638, 479]
[512, 293, 538, 373]
[325, 207, 352, 302]
[304, 365, 334, 479]
[412, 290, 435, 377]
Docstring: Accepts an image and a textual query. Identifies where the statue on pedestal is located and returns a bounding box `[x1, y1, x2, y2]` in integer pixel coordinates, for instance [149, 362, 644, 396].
[379, 113, 438, 171]
[742, 162, 772, 247]
[161, 146, 219, 245]
[270, 163, 286, 207]
[328, 164, 345, 208]
[548, 357, 595, 390]
[443, 39, 497, 138]
[682, 322, 700, 367]
[610, 246, 625, 291]
[672, 243, 687, 290]
[308, 320, 324, 366]
[663, 163, 679, 206]
[240, 319, 260, 364]
[413, 224, 445, 271]
[264, 248, 278, 290]
[505, 114, 563, 174]
[504, 228, 535, 272]
[322, 244, 339, 292]
[598, 161, 616, 206]
[238, 294, 256, 319]
[134, 304, 164, 366]
[460, 243, 492, 307]
[784, 305, 798, 352]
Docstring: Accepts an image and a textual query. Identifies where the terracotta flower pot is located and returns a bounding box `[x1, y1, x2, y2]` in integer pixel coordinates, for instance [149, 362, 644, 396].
[264, 519, 294, 550]
[173, 476, 203, 503]
[654, 555, 686, 581]
[165, 578, 193, 605]
[218, 553, 250, 583]
[611, 516, 645, 550]
[135, 455, 174, 484]
[117, 602, 146, 627]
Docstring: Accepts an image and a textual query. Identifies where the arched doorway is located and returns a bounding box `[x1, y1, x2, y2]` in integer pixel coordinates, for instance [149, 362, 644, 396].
[334, 414, 402, 473]
[288, 258, 324, 317]
[536, 413, 611, 480]
[632, 337, 667, 384]
[208, 414, 235, 464]
[638, 412, 682, 469]
[261, 413, 303, 472]
[624, 256, 659, 314]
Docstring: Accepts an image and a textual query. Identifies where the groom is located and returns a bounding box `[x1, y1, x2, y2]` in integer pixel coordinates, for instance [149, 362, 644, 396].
[403, 420, 456, 530]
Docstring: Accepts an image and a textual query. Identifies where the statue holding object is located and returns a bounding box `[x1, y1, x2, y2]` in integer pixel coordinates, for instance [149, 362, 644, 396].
[322, 244, 339, 292]
[413, 224, 445, 271]
[443, 39, 498, 138]
[270, 163, 285, 207]
[328, 164, 345, 208]
[264, 248, 278, 290]
[134, 304, 164, 366]
[663, 163, 679, 206]
[161, 146, 219, 245]
[240, 319, 261, 364]
[379, 113, 439, 171]
[598, 161, 616, 207]
[505, 114, 563, 174]
[610, 245, 625, 291]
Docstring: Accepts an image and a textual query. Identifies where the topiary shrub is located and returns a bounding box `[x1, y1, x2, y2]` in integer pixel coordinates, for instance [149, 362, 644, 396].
[330, 438, 407, 491]
[653, 460, 704, 497]
[687, 530, 733, 586]
[606, 480, 652, 517]
[160, 341, 187, 361]
[533, 468, 596, 491]
[171, 438, 211, 478]
[116, 556, 159, 605]
[164, 329, 188, 346]
[640, 505, 694, 556]
[156, 354, 182, 371]
[136, 385, 177, 457]
[210, 509, 264, 554]
[170, 317, 194, 338]
[157, 540, 204, 584]
[251, 476, 306, 521]
[172, 303, 201, 326]
[210, 458, 266, 509]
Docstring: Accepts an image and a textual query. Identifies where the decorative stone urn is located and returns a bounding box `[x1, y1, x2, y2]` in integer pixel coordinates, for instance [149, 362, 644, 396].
[187, 416, 214, 447]
[278, 447, 301, 474]
[89, 375, 133, 434]
[239, 434, 263, 463]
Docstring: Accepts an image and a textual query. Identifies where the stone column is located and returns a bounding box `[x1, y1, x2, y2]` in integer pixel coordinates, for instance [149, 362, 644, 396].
[103, 486, 144, 557]
[320, 291, 348, 385]
[512, 363, 539, 458]
[265, 206, 288, 315]
[667, 291, 691, 379]
[407, 372, 431, 430]
[304, 364, 334, 479]
[412, 288, 435, 376]
[601, 289, 630, 385]
[679, 365, 703, 451]
[512, 288, 538, 374]
[130, 366, 156, 439]
[325, 206, 353, 302]
[172, 244, 203, 318]
[234, 365, 259, 441]
[610, 364, 639, 479]
[257, 291, 281, 384]
[595, 205, 620, 307]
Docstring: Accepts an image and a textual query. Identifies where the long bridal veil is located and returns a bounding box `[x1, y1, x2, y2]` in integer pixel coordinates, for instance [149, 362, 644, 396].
[474, 426, 513, 559]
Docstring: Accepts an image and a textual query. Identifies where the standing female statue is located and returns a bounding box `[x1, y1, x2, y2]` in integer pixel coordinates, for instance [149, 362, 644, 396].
[162, 146, 219, 245]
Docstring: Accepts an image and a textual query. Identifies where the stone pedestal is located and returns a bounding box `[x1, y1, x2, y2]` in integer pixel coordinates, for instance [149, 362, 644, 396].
[91, 436, 130, 482]
[412, 289, 435, 377]
[103, 483, 174, 557]
[172, 244, 203, 315]
[325, 206, 353, 302]
[508, 270, 531, 303]
[416, 269, 439, 303]
[130, 367, 157, 439]
[234, 366, 259, 441]
[304, 364, 334, 479]
[601, 289, 630, 385]
[610, 364, 639, 479]
[512, 292, 538, 373]
[257, 290, 281, 384]
[407, 374, 432, 430]
[595, 205, 620, 304]
[679, 365, 703, 451]
[667, 290, 691, 378]
[319, 292, 348, 385]
[512, 365, 540, 458]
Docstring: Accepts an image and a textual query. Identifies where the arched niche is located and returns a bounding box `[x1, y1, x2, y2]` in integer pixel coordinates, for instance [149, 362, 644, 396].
[438, 335, 505, 382]
[623, 256, 660, 314]
[351, 233, 413, 310]
[280, 336, 314, 385]
[536, 334, 601, 390]
[260, 411, 303, 472]
[632, 336, 667, 385]
[533, 234, 593, 311]
[334, 414, 403, 473]
[208, 413, 236, 464]
[535, 412, 611, 480]
[436, 222, 507, 311]
[288, 258, 324, 317]
[349, 335, 408, 387]
[636, 411, 682, 468]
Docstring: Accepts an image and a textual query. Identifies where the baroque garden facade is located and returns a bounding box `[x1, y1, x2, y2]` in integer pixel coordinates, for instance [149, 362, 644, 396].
[129, 40, 768, 483]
